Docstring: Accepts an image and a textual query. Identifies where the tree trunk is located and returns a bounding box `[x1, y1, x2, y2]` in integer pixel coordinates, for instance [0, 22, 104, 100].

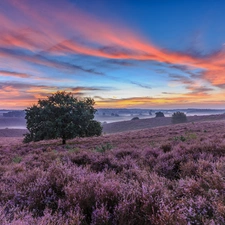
[62, 139, 66, 145]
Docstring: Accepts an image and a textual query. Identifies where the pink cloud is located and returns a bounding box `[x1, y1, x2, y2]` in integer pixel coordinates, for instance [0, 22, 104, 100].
[0, 70, 31, 78]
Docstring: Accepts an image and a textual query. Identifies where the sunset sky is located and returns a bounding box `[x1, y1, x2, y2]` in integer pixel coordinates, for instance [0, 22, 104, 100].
[1, 0, 225, 109]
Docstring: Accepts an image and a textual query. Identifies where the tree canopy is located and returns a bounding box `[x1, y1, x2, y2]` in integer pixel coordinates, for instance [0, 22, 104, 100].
[172, 111, 187, 124]
[155, 111, 165, 118]
[24, 91, 102, 144]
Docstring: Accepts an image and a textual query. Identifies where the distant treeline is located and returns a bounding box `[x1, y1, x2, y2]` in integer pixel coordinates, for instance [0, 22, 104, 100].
[3, 110, 25, 118]
[96, 108, 153, 116]
[96, 108, 225, 117]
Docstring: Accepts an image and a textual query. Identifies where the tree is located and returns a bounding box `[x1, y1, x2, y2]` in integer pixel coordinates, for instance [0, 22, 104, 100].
[24, 91, 102, 144]
[172, 111, 187, 124]
[155, 111, 165, 117]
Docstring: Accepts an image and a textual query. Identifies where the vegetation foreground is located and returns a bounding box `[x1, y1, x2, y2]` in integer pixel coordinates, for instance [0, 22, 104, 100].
[1, 120, 225, 224]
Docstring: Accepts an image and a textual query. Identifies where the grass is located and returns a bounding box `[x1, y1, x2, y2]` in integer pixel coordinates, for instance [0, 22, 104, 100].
[12, 155, 22, 163]
[94, 142, 113, 153]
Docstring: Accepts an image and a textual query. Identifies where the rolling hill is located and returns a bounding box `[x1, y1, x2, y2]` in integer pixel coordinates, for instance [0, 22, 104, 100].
[102, 114, 225, 133]
[1, 119, 225, 224]
[1, 114, 225, 139]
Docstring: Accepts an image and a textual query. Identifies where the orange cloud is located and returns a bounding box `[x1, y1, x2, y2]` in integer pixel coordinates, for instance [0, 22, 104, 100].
[95, 91, 224, 108]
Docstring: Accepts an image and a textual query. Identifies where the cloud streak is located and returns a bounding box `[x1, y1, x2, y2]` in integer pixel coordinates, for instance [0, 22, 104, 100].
[130, 81, 152, 89]
[0, 70, 31, 78]
[95, 91, 224, 108]
[0, 47, 104, 76]
[0, 81, 114, 109]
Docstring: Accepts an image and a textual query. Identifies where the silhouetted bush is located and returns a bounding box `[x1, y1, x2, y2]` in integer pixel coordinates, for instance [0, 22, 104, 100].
[155, 111, 165, 117]
[161, 143, 172, 153]
[172, 111, 187, 124]
[111, 113, 119, 117]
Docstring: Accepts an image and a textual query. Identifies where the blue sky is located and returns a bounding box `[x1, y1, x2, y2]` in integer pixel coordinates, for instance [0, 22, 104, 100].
[1, 0, 225, 109]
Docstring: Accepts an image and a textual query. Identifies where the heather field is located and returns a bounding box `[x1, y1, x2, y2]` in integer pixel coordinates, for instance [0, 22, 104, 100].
[1, 120, 225, 224]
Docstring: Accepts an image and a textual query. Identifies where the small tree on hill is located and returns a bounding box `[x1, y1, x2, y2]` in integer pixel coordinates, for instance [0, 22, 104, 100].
[24, 91, 102, 144]
[172, 111, 187, 124]
[155, 111, 165, 117]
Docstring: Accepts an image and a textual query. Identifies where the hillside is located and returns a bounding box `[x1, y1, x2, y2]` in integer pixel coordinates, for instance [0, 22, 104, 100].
[103, 114, 225, 133]
[0, 129, 27, 137]
[1, 120, 225, 224]
[1, 114, 225, 139]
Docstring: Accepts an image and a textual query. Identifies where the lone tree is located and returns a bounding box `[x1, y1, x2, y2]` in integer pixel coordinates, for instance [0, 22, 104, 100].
[24, 91, 102, 144]
[172, 111, 187, 124]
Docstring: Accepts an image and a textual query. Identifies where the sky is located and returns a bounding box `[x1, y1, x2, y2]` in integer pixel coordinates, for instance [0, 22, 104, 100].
[1, 0, 225, 109]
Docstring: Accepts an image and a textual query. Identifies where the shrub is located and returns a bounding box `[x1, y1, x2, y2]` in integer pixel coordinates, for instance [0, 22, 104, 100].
[174, 135, 186, 142]
[12, 156, 22, 163]
[155, 112, 165, 117]
[172, 111, 187, 124]
[95, 142, 113, 153]
[131, 117, 139, 120]
[161, 143, 172, 153]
